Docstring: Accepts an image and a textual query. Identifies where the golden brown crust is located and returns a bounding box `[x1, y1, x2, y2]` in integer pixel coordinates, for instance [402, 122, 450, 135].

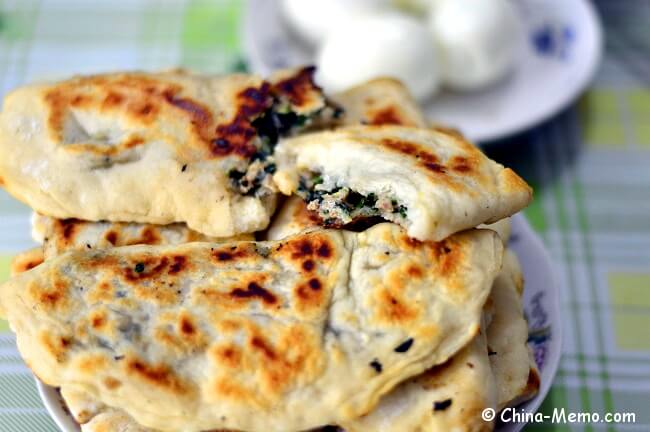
[40, 68, 324, 161]
[0, 68, 329, 237]
[2, 225, 502, 432]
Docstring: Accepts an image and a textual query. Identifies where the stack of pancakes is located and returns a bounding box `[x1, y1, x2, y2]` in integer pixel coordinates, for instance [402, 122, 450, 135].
[0, 67, 538, 432]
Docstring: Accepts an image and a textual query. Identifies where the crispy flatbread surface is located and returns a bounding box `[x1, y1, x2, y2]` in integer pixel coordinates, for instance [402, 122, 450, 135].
[0, 224, 501, 432]
[0, 68, 330, 237]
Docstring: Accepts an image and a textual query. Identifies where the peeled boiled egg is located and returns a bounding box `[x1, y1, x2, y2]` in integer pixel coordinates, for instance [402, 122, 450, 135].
[281, 0, 388, 46]
[317, 13, 440, 101]
[428, 0, 522, 91]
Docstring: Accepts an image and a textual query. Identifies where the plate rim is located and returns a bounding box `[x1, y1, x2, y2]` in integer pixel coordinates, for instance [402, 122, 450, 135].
[242, 0, 603, 143]
[35, 213, 562, 432]
[506, 214, 563, 432]
[475, 0, 603, 143]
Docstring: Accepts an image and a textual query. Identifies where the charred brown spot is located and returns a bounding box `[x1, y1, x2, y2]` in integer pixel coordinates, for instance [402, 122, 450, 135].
[272, 66, 319, 107]
[168, 255, 187, 275]
[23, 260, 40, 271]
[103, 377, 122, 390]
[230, 282, 277, 305]
[403, 236, 423, 249]
[424, 162, 446, 173]
[201, 82, 273, 157]
[295, 240, 313, 257]
[407, 265, 423, 278]
[91, 315, 105, 329]
[378, 290, 417, 323]
[133, 227, 161, 245]
[70, 94, 90, 106]
[212, 247, 250, 262]
[216, 251, 233, 261]
[212, 344, 243, 368]
[317, 243, 332, 258]
[307, 278, 321, 291]
[14, 255, 43, 273]
[37, 280, 68, 310]
[212, 117, 258, 157]
[0, 176, 4, 187]
[105, 230, 118, 245]
[124, 135, 145, 149]
[250, 336, 277, 360]
[381, 139, 448, 175]
[138, 103, 154, 116]
[179, 316, 195, 335]
[432, 239, 460, 276]
[163, 90, 212, 127]
[237, 83, 272, 117]
[44, 90, 66, 141]
[436, 242, 453, 255]
[294, 277, 327, 313]
[40, 333, 73, 362]
[370, 106, 405, 126]
[102, 92, 124, 107]
[451, 156, 473, 173]
[123, 256, 170, 281]
[286, 236, 335, 265]
[126, 359, 189, 394]
[58, 219, 82, 242]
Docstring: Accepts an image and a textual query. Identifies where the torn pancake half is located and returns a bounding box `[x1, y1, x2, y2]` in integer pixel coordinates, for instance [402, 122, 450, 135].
[0, 67, 338, 237]
[273, 125, 532, 241]
[0, 224, 502, 432]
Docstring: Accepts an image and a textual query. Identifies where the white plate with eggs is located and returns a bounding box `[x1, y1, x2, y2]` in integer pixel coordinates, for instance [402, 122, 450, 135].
[243, 0, 602, 142]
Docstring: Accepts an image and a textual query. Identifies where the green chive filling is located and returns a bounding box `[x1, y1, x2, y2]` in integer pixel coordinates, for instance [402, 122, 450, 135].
[297, 172, 408, 227]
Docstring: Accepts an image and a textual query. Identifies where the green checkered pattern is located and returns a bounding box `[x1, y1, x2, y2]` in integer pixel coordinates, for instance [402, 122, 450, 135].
[0, 1, 648, 431]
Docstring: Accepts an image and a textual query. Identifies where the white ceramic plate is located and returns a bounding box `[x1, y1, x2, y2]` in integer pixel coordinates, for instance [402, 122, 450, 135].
[243, 0, 602, 142]
[36, 213, 561, 432]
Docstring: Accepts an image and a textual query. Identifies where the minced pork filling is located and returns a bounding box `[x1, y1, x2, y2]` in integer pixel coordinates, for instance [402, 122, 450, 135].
[297, 172, 408, 227]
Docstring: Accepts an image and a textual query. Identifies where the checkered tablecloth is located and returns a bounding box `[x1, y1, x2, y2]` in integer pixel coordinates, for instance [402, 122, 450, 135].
[0, 1, 648, 431]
